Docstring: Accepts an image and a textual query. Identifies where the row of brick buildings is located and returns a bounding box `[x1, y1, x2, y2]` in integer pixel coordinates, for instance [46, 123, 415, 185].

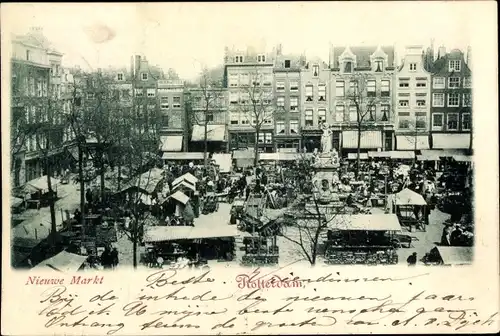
[10, 28, 472, 186]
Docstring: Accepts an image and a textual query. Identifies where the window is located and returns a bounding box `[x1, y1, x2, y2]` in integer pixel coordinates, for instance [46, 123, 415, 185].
[447, 93, 460, 107]
[235, 55, 244, 63]
[230, 113, 239, 125]
[262, 74, 272, 87]
[409, 63, 417, 71]
[26, 50, 31, 61]
[374, 60, 384, 72]
[160, 115, 169, 127]
[463, 77, 472, 88]
[368, 105, 376, 121]
[381, 80, 390, 97]
[284, 60, 291, 68]
[290, 97, 299, 111]
[257, 55, 266, 63]
[318, 108, 326, 124]
[230, 92, 238, 104]
[239, 73, 249, 86]
[134, 89, 143, 97]
[432, 113, 444, 130]
[416, 99, 426, 107]
[206, 113, 214, 122]
[449, 60, 461, 72]
[312, 64, 320, 77]
[276, 121, 285, 134]
[147, 89, 155, 97]
[432, 93, 444, 107]
[463, 93, 472, 107]
[229, 74, 238, 87]
[349, 105, 357, 122]
[416, 80, 427, 88]
[336, 81, 345, 97]
[335, 105, 345, 122]
[276, 81, 285, 91]
[447, 113, 459, 130]
[240, 92, 249, 105]
[117, 73, 124, 81]
[399, 119, 411, 129]
[399, 79, 409, 88]
[173, 96, 181, 108]
[349, 81, 358, 95]
[380, 104, 389, 121]
[122, 89, 131, 99]
[160, 96, 169, 109]
[367, 80, 376, 97]
[277, 97, 285, 107]
[433, 77, 445, 89]
[448, 77, 461, 89]
[290, 81, 298, 91]
[398, 100, 409, 107]
[462, 113, 471, 131]
[141, 73, 148, 81]
[318, 84, 326, 101]
[305, 85, 313, 101]
[37, 81, 43, 97]
[290, 120, 299, 134]
[415, 117, 427, 129]
[305, 109, 313, 126]
[344, 61, 353, 73]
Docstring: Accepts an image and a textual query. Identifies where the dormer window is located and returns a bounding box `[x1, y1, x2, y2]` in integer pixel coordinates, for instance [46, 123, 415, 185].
[449, 60, 461, 72]
[374, 60, 384, 72]
[117, 73, 124, 81]
[284, 60, 291, 68]
[312, 64, 319, 77]
[141, 73, 148, 81]
[257, 55, 266, 63]
[235, 55, 244, 63]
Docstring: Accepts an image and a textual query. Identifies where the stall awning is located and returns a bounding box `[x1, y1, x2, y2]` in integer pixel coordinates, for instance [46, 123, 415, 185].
[232, 150, 255, 159]
[418, 149, 467, 161]
[169, 191, 190, 205]
[259, 153, 300, 161]
[31, 251, 88, 273]
[347, 153, 369, 160]
[143, 225, 240, 243]
[212, 153, 232, 173]
[368, 151, 391, 158]
[159, 135, 183, 152]
[118, 168, 164, 195]
[342, 131, 382, 149]
[452, 155, 473, 162]
[432, 133, 471, 149]
[396, 135, 430, 150]
[172, 181, 196, 192]
[23, 176, 60, 193]
[11, 196, 24, 208]
[172, 173, 198, 187]
[162, 152, 205, 160]
[191, 124, 226, 142]
[432, 246, 473, 265]
[328, 214, 402, 231]
[389, 151, 415, 160]
[395, 188, 427, 206]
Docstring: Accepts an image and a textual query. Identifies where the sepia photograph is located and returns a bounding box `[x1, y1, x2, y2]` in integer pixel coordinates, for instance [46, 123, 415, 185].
[2, 2, 498, 335]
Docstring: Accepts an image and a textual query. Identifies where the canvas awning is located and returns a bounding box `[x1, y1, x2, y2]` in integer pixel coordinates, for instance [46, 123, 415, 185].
[347, 153, 369, 160]
[232, 150, 255, 159]
[11, 196, 24, 208]
[169, 191, 190, 205]
[212, 153, 232, 173]
[432, 134, 471, 149]
[119, 168, 164, 194]
[368, 151, 391, 158]
[172, 181, 196, 192]
[342, 131, 382, 149]
[396, 135, 430, 150]
[452, 155, 473, 162]
[159, 135, 183, 152]
[31, 251, 88, 273]
[328, 214, 402, 231]
[418, 149, 466, 161]
[172, 173, 198, 186]
[191, 124, 226, 142]
[23, 176, 59, 193]
[162, 152, 205, 160]
[143, 225, 240, 243]
[389, 151, 415, 160]
[432, 246, 473, 265]
[394, 188, 427, 206]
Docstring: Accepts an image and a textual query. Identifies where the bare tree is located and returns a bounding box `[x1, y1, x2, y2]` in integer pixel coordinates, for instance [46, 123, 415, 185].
[346, 74, 391, 177]
[186, 67, 225, 167]
[237, 67, 275, 166]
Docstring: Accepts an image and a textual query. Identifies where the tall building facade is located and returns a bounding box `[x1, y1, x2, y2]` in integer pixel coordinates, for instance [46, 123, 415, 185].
[329, 46, 397, 156]
[224, 46, 275, 153]
[273, 48, 304, 152]
[429, 48, 472, 152]
[394, 46, 432, 151]
[157, 79, 187, 153]
[300, 57, 331, 152]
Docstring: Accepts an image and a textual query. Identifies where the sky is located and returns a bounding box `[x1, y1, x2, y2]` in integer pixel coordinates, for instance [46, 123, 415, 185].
[4, 2, 474, 81]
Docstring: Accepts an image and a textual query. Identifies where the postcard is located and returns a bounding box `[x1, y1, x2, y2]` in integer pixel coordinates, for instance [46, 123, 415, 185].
[1, 2, 499, 335]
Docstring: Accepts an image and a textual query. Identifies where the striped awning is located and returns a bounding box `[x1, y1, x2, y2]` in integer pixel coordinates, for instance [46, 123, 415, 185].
[342, 131, 382, 149]
[432, 134, 471, 149]
[143, 225, 240, 243]
[159, 135, 183, 152]
[396, 135, 430, 150]
[191, 125, 226, 142]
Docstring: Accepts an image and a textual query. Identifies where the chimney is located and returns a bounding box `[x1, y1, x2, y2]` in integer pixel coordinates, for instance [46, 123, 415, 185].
[430, 38, 435, 61]
[130, 56, 134, 78]
[276, 43, 282, 56]
[224, 46, 229, 63]
[466, 46, 472, 66]
[134, 55, 141, 78]
[438, 46, 446, 59]
[329, 43, 334, 69]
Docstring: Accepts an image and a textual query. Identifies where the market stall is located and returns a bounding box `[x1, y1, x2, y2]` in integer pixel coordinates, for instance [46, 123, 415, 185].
[324, 214, 401, 265]
[423, 246, 473, 266]
[22, 176, 59, 209]
[31, 250, 88, 272]
[392, 188, 428, 232]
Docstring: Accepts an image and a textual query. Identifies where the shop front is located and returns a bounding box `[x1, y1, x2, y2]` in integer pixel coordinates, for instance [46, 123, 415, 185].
[229, 131, 274, 153]
[395, 134, 430, 151]
[431, 133, 471, 151]
[341, 130, 384, 157]
[189, 124, 227, 153]
[302, 129, 322, 153]
[274, 135, 301, 153]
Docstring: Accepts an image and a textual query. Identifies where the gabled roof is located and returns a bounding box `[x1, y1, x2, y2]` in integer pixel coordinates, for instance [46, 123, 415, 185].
[333, 46, 395, 68]
[429, 49, 471, 75]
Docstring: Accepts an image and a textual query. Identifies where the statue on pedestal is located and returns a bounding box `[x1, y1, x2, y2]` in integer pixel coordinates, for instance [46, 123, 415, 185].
[320, 122, 333, 154]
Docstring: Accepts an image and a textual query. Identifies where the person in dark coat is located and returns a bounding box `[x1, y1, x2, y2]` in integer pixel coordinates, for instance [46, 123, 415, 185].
[261, 173, 268, 186]
[407, 252, 417, 266]
[110, 247, 119, 269]
[86, 188, 93, 205]
[101, 246, 112, 269]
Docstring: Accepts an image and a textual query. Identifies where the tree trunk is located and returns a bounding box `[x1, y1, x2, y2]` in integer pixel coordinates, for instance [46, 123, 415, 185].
[78, 141, 86, 238]
[46, 156, 58, 245]
[132, 218, 138, 268]
[100, 151, 105, 204]
[356, 126, 362, 178]
[254, 127, 260, 167]
[204, 122, 209, 168]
